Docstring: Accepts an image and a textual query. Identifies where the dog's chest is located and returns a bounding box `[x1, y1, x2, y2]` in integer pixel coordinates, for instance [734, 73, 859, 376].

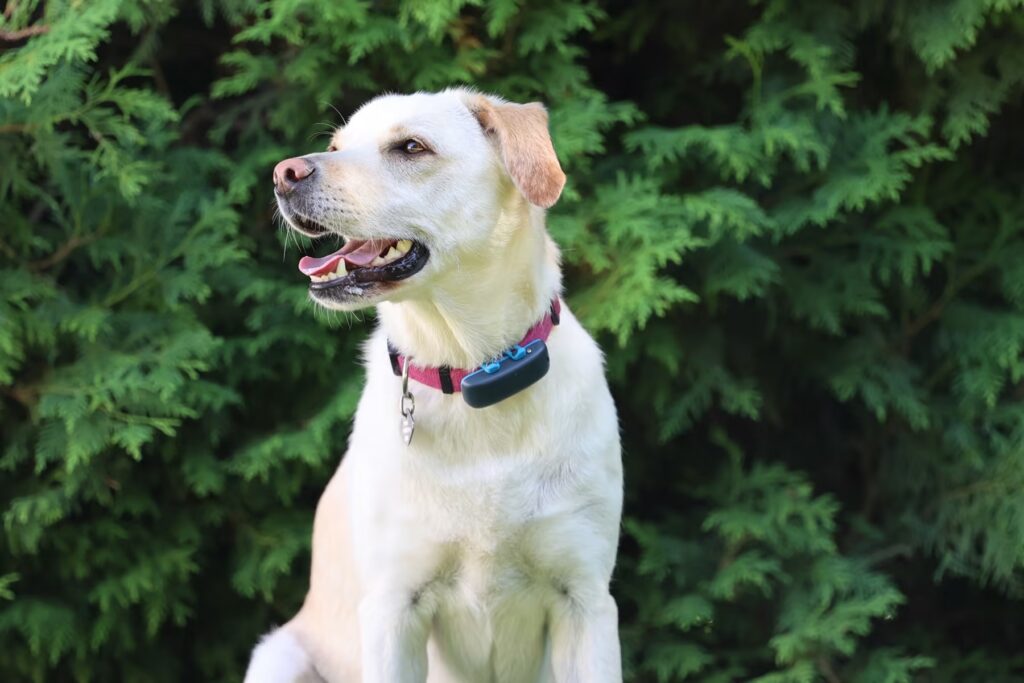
[410, 442, 576, 548]
[410, 457, 570, 682]
[427, 537, 554, 682]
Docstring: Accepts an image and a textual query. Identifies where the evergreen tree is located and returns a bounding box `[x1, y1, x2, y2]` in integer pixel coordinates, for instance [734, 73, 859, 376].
[2, 0, 1023, 680]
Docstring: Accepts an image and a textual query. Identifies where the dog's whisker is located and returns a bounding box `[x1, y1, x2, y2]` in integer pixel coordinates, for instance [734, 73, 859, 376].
[325, 102, 347, 126]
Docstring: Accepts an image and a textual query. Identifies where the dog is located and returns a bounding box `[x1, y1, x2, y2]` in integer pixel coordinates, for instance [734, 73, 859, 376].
[245, 88, 623, 683]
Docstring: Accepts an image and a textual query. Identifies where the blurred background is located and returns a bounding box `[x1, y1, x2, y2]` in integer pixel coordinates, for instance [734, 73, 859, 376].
[2, 0, 1024, 681]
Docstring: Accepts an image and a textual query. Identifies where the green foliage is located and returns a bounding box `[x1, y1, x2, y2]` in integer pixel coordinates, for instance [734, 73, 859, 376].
[2, 0, 1024, 680]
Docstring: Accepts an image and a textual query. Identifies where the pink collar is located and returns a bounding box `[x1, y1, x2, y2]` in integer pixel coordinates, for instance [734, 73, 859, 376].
[387, 298, 561, 394]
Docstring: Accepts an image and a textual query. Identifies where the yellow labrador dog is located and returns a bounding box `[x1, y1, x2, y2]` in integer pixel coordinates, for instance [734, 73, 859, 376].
[245, 89, 623, 683]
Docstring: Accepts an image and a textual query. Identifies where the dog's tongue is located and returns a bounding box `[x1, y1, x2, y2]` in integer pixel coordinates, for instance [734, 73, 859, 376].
[298, 239, 389, 276]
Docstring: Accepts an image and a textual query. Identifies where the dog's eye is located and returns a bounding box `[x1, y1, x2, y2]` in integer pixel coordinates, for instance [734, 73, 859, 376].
[399, 139, 428, 155]
[326, 144, 338, 152]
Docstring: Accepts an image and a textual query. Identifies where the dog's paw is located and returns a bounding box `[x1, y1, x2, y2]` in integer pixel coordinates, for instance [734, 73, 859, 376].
[244, 628, 324, 683]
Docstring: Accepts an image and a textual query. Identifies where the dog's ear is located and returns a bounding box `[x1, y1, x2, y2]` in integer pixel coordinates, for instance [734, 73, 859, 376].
[471, 97, 566, 209]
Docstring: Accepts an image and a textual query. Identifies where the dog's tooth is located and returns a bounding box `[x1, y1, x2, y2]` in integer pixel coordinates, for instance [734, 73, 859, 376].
[312, 275, 323, 282]
[386, 247, 400, 261]
[371, 256, 385, 266]
[397, 239, 412, 253]
[339, 260, 348, 274]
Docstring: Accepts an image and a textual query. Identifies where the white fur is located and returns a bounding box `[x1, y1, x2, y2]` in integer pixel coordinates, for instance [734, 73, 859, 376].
[248, 89, 623, 682]
[245, 629, 323, 683]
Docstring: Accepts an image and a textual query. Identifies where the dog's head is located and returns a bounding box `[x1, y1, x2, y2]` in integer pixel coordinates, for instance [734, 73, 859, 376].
[273, 89, 565, 310]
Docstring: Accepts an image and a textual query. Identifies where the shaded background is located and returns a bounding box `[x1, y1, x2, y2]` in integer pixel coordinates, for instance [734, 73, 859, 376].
[2, 0, 1024, 680]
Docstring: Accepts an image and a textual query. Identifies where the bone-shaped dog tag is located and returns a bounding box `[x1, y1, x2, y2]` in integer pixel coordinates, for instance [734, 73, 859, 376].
[400, 408, 415, 446]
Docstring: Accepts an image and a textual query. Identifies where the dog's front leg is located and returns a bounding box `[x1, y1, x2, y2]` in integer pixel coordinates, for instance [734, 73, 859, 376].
[359, 589, 432, 683]
[549, 585, 622, 683]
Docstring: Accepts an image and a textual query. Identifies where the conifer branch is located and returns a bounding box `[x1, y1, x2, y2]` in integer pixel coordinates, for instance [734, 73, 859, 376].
[102, 269, 159, 307]
[0, 24, 48, 42]
[28, 234, 97, 272]
[0, 236, 16, 259]
[901, 236, 1007, 343]
[816, 657, 843, 683]
[902, 297, 948, 341]
[3, 383, 37, 410]
[939, 478, 1011, 503]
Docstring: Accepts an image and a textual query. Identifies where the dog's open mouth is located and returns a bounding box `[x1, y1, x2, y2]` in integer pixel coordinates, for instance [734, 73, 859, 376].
[299, 238, 429, 290]
[291, 213, 331, 237]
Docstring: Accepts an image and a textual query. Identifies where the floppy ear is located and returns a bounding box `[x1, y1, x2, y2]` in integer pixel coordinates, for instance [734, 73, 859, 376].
[472, 98, 566, 208]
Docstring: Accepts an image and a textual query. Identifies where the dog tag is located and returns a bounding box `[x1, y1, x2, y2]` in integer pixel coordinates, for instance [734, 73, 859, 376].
[399, 357, 415, 445]
[400, 405, 415, 445]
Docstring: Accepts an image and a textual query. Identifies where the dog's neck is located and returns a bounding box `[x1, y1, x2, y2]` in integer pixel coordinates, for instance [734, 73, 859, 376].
[377, 199, 561, 369]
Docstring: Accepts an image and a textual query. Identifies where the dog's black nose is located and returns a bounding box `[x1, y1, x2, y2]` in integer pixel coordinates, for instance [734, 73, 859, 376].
[273, 157, 315, 195]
